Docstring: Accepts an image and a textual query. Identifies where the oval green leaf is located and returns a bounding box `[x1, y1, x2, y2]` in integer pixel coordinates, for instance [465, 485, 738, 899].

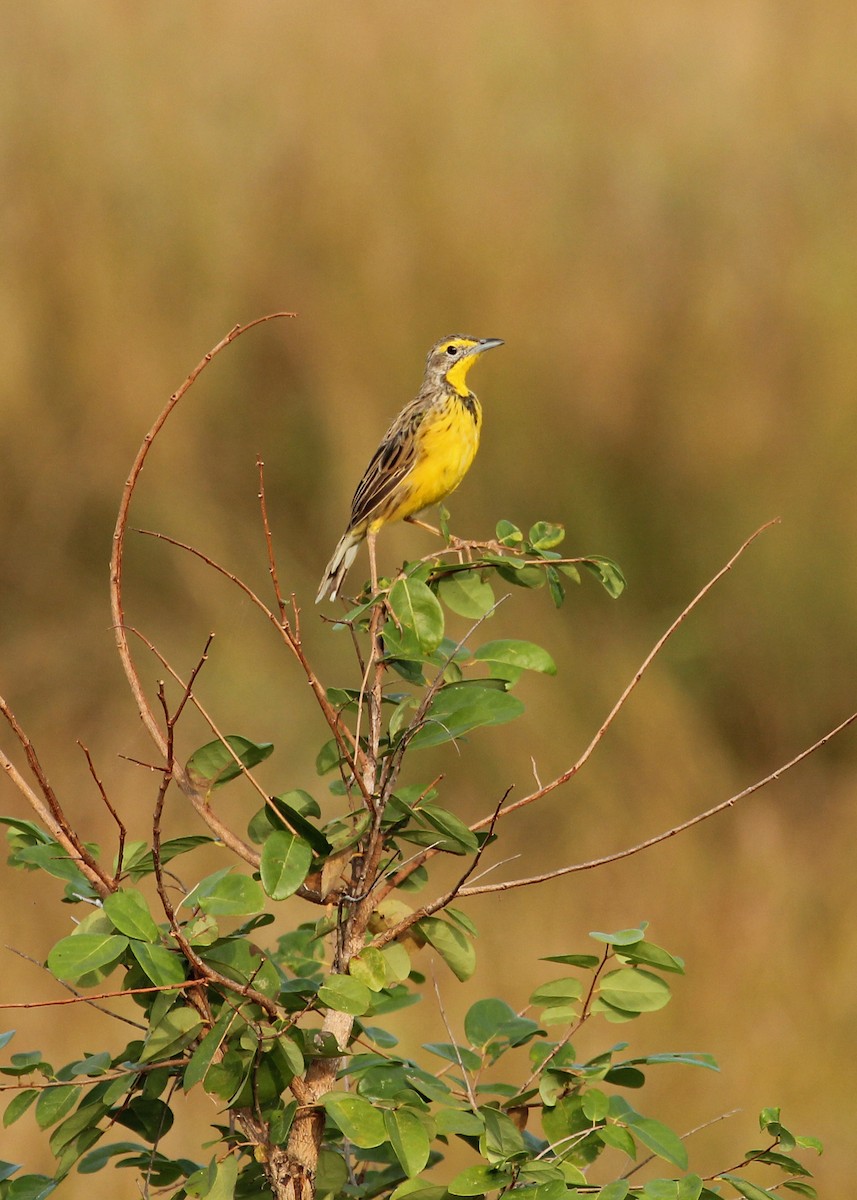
[102, 891, 160, 943]
[436, 571, 496, 619]
[185, 735, 274, 791]
[47, 934, 128, 982]
[260, 830, 312, 900]
[599, 969, 671, 1013]
[385, 1107, 431, 1177]
[389, 577, 445, 655]
[317, 974, 373, 1016]
[321, 1091, 387, 1147]
[417, 917, 476, 981]
[409, 683, 524, 751]
[182, 868, 265, 916]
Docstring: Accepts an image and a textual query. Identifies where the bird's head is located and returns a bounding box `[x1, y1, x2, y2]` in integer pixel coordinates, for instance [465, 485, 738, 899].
[424, 335, 504, 395]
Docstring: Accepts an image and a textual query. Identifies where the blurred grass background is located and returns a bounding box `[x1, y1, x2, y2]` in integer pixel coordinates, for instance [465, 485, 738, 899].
[2, 0, 856, 1192]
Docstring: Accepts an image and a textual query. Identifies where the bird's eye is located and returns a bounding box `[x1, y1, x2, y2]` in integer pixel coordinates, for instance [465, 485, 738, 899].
[446, 344, 458, 356]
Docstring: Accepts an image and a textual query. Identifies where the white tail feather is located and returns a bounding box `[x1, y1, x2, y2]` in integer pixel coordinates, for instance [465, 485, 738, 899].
[316, 531, 362, 603]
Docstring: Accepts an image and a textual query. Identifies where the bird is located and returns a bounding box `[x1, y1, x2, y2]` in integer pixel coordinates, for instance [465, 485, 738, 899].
[316, 334, 504, 603]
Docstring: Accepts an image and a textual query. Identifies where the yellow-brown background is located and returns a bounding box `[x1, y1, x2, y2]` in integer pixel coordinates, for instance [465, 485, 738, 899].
[2, 2, 855, 1193]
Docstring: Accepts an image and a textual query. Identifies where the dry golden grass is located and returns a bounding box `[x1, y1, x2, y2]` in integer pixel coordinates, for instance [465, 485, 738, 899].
[2, 2, 856, 1191]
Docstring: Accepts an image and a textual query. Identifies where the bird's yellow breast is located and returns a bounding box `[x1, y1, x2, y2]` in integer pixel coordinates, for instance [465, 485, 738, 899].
[381, 393, 482, 527]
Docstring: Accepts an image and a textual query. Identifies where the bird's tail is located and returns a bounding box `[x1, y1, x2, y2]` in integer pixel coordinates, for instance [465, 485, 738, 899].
[316, 529, 363, 603]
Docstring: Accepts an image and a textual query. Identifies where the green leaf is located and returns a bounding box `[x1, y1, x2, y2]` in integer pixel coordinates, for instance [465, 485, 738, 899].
[124, 836, 213, 880]
[781, 1184, 817, 1199]
[599, 969, 671, 1013]
[598, 1124, 637, 1158]
[418, 804, 480, 853]
[481, 1105, 525, 1161]
[465, 998, 517, 1047]
[317, 974, 373, 1016]
[795, 1134, 823, 1154]
[542, 953, 601, 969]
[349, 947, 388, 992]
[47, 933, 128, 982]
[3, 1173, 56, 1199]
[581, 556, 626, 598]
[474, 638, 556, 676]
[747, 1148, 811, 1174]
[617, 940, 684, 974]
[182, 868, 265, 916]
[389, 577, 445, 655]
[185, 735, 274, 791]
[4, 1089, 38, 1128]
[627, 1115, 688, 1169]
[436, 571, 497, 619]
[622, 1052, 717, 1072]
[598, 1184, 630, 1200]
[34, 1085, 80, 1131]
[448, 1164, 512, 1196]
[720, 1176, 776, 1200]
[581, 1089, 609, 1122]
[320, 1091, 387, 1147]
[385, 1107, 431, 1177]
[129, 941, 187, 988]
[677, 1177, 704, 1200]
[184, 1008, 235, 1093]
[409, 682, 524, 750]
[315, 738, 343, 775]
[590, 925, 647, 946]
[200, 1151, 238, 1200]
[423, 1042, 482, 1072]
[381, 942, 412, 983]
[102, 891, 160, 942]
[528, 521, 565, 550]
[435, 1109, 485, 1136]
[140, 1008, 203, 1063]
[495, 520, 523, 546]
[418, 917, 476, 981]
[530, 978, 584, 1007]
[643, 1183, 684, 1199]
[260, 830, 313, 900]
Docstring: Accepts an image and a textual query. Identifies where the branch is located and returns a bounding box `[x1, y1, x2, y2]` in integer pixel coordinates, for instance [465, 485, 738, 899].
[134, 527, 366, 802]
[109, 313, 296, 821]
[0, 694, 113, 898]
[456, 706, 857, 896]
[474, 519, 781, 830]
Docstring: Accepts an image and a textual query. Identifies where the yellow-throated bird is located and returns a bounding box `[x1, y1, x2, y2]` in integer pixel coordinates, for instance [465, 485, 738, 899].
[316, 334, 504, 602]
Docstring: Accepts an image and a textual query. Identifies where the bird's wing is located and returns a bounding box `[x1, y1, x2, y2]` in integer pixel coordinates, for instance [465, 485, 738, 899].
[348, 403, 426, 529]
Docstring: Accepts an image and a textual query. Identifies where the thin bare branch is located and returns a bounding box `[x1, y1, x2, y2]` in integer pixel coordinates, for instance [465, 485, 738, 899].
[134, 527, 365, 798]
[457, 706, 857, 896]
[0, 695, 113, 898]
[77, 740, 127, 882]
[474, 519, 782, 830]
[110, 312, 294, 766]
[257, 456, 289, 625]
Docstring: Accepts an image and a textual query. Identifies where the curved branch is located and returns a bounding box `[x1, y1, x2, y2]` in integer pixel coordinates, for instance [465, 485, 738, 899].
[109, 313, 295, 852]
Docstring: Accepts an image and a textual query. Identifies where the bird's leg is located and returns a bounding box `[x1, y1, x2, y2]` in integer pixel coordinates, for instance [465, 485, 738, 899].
[367, 529, 379, 596]
[404, 515, 443, 538]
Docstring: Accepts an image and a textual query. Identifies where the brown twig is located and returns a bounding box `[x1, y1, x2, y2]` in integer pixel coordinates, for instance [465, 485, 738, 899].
[109, 313, 295, 830]
[77, 740, 127, 882]
[0, 695, 113, 898]
[456, 705, 857, 896]
[257, 456, 288, 625]
[370, 788, 510, 949]
[475, 519, 781, 830]
[134, 527, 366, 802]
